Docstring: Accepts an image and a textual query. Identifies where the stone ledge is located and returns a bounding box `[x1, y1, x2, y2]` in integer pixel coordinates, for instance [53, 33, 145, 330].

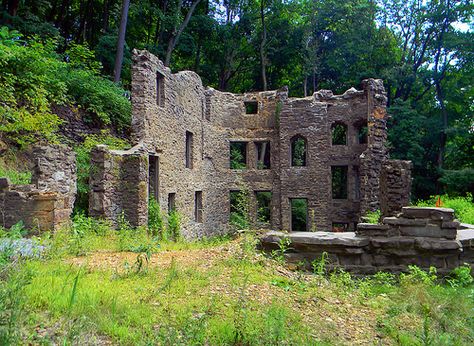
[262, 231, 370, 247]
[401, 207, 454, 221]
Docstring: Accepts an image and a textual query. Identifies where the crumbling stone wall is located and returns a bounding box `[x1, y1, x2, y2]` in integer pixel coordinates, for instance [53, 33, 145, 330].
[262, 207, 471, 274]
[91, 49, 411, 237]
[89, 145, 148, 227]
[0, 145, 76, 231]
[359, 79, 389, 215]
[380, 160, 412, 217]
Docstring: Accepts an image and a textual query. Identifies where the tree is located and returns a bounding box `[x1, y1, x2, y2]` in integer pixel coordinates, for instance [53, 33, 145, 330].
[114, 0, 130, 83]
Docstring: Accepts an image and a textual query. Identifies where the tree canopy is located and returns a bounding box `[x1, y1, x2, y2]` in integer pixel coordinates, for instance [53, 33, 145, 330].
[0, 0, 473, 199]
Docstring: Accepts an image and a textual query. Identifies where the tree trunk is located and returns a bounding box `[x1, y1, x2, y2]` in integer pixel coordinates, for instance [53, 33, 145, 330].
[7, 0, 19, 16]
[102, 0, 110, 33]
[164, 0, 202, 66]
[259, 0, 267, 91]
[114, 0, 131, 83]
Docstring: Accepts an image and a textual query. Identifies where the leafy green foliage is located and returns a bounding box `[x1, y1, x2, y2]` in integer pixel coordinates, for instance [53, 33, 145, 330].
[415, 194, 474, 224]
[363, 210, 381, 224]
[148, 197, 164, 238]
[230, 189, 251, 230]
[230, 143, 247, 169]
[0, 164, 31, 185]
[0, 27, 131, 147]
[167, 210, 182, 242]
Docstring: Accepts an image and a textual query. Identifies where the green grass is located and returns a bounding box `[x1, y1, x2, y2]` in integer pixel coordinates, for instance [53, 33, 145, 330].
[415, 194, 474, 224]
[1, 220, 473, 345]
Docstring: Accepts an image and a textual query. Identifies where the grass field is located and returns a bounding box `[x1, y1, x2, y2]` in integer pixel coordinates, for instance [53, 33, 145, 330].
[1, 220, 473, 345]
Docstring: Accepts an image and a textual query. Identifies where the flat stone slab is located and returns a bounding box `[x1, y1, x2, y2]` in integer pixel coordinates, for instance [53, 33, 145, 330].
[401, 207, 454, 221]
[458, 228, 474, 242]
[459, 223, 474, 230]
[262, 231, 369, 247]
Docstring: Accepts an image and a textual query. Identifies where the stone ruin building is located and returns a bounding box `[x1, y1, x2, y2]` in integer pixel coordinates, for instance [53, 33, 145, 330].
[1, 49, 473, 274]
[89, 50, 412, 236]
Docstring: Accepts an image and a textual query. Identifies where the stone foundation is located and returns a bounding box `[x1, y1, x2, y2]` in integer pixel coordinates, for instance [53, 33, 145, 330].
[0, 144, 76, 231]
[261, 207, 474, 274]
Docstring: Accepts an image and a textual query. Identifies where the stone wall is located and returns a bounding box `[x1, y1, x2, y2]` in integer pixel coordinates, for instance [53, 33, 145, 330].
[380, 160, 412, 217]
[92, 50, 411, 237]
[0, 144, 76, 231]
[89, 145, 148, 228]
[261, 207, 471, 274]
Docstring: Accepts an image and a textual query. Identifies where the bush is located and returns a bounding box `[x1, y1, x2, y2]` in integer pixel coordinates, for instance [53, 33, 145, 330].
[148, 197, 164, 238]
[439, 169, 474, 196]
[0, 30, 65, 146]
[167, 210, 182, 241]
[0, 164, 31, 185]
[60, 68, 131, 129]
[415, 194, 474, 224]
[363, 209, 381, 224]
[0, 27, 131, 147]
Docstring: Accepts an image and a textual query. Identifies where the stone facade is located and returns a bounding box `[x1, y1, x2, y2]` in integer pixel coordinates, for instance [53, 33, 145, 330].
[91, 50, 412, 237]
[0, 144, 76, 231]
[89, 145, 148, 228]
[261, 207, 474, 274]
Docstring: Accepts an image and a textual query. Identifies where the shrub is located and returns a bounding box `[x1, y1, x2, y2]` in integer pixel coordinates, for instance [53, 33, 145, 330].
[446, 264, 473, 288]
[0, 30, 65, 146]
[363, 209, 381, 224]
[415, 194, 474, 224]
[148, 197, 164, 238]
[0, 164, 31, 185]
[0, 27, 131, 147]
[167, 210, 182, 241]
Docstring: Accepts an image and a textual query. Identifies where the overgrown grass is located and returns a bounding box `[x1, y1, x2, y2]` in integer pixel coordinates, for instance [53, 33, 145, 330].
[415, 194, 474, 224]
[1, 221, 473, 345]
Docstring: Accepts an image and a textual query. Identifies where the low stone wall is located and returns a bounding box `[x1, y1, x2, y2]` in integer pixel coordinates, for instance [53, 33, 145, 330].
[89, 144, 148, 228]
[261, 207, 473, 274]
[0, 145, 76, 231]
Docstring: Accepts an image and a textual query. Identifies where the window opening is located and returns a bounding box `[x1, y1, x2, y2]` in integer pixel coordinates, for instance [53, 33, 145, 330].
[291, 135, 307, 167]
[148, 155, 159, 201]
[230, 142, 247, 169]
[332, 166, 348, 199]
[168, 193, 176, 213]
[256, 191, 272, 223]
[244, 101, 258, 114]
[195, 191, 203, 222]
[156, 72, 165, 106]
[357, 122, 368, 144]
[185, 131, 193, 168]
[332, 222, 349, 232]
[290, 198, 308, 232]
[255, 141, 270, 169]
[331, 123, 347, 145]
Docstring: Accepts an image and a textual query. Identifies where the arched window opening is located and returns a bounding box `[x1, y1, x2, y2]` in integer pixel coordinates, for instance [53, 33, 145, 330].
[355, 120, 368, 144]
[331, 122, 347, 145]
[291, 135, 307, 167]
